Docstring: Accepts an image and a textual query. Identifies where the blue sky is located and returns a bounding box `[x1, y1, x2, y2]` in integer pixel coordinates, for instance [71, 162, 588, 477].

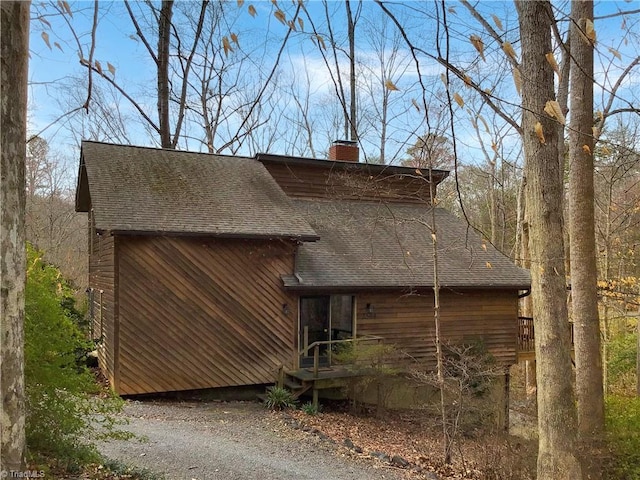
[28, 0, 640, 182]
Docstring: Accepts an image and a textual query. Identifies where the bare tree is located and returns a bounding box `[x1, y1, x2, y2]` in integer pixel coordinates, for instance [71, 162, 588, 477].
[1, 0, 29, 471]
[567, 0, 605, 448]
[516, 1, 582, 478]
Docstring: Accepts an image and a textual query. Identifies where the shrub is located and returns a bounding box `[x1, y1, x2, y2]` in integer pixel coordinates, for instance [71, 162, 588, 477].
[301, 401, 319, 415]
[605, 395, 640, 480]
[264, 386, 297, 410]
[333, 341, 402, 417]
[25, 246, 128, 468]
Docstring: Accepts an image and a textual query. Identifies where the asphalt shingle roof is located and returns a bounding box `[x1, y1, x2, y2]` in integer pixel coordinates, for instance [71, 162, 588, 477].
[284, 199, 531, 289]
[76, 141, 318, 240]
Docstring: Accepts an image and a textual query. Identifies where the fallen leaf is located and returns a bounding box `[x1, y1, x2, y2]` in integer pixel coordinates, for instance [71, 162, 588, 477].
[608, 47, 621, 60]
[38, 16, 51, 28]
[41, 31, 51, 50]
[544, 100, 565, 125]
[513, 67, 522, 96]
[491, 14, 503, 31]
[486, 262, 492, 269]
[222, 36, 233, 56]
[534, 122, 546, 144]
[585, 18, 596, 44]
[502, 42, 517, 62]
[274, 9, 286, 24]
[545, 52, 561, 80]
[385, 79, 399, 91]
[478, 114, 490, 134]
[470, 34, 485, 61]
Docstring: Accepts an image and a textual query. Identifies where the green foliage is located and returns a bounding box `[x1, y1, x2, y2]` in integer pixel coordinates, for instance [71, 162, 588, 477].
[101, 459, 166, 480]
[333, 341, 402, 416]
[333, 341, 400, 375]
[605, 395, 640, 479]
[264, 386, 297, 410]
[608, 331, 638, 394]
[301, 401, 320, 415]
[441, 340, 497, 397]
[25, 246, 129, 467]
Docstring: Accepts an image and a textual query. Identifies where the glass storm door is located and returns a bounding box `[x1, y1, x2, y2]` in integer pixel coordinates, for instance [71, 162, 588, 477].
[299, 295, 354, 368]
[299, 296, 330, 368]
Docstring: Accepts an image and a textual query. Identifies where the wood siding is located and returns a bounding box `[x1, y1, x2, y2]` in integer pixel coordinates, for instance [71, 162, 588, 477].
[88, 211, 117, 386]
[116, 236, 298, 395]
[356, 289, 519, 367]
[263, 163, 434, 204]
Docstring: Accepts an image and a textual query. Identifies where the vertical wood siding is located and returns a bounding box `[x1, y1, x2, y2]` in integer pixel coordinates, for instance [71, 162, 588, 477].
[356, 289, 519, 367]
[116, 236, 298, 395]
[88, 218, 117, 386]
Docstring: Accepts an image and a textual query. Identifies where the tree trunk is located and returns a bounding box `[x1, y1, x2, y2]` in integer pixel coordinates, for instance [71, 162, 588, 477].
[0, 0, 29, 471]
[515, 2, 582, 478]
[157, 1, 174, 148]
[568, 0, 605, 443]
[346, 0, 357, 143]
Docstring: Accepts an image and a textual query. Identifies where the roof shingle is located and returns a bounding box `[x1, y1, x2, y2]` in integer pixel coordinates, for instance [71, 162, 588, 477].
[77, 141, 318, 240]
[284, 199, 531, 289]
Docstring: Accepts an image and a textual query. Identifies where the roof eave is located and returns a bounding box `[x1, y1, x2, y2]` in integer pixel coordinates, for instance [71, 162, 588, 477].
[103, 229, 320, 242]
[282, 282, 531, 291]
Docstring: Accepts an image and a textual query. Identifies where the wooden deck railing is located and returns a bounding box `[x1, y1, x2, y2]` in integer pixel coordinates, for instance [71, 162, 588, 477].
[300, 335, 384, 379]
[518, 316, 575, 356]
[518, 316, 535, 353]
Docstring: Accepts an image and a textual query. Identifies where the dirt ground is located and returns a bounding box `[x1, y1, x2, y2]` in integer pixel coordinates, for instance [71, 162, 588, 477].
[95, 400, 412, 480]
[93, 396, 537, 480]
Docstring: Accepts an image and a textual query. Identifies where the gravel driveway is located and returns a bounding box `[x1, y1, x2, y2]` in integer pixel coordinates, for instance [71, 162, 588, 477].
[98, 400, 409, 480]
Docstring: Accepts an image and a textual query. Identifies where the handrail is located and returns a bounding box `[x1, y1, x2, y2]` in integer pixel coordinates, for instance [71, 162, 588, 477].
[300, 335, 384, 357]
[300, 335, 384, 379]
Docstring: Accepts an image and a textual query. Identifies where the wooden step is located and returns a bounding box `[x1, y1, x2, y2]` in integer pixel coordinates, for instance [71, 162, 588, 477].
[284, 377, 303, 390]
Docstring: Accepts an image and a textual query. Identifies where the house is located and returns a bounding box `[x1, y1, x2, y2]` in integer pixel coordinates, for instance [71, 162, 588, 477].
[75, 140, 531, 396]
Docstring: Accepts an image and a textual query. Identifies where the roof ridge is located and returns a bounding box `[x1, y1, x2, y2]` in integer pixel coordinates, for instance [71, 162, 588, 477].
[81, 140, 253, 161]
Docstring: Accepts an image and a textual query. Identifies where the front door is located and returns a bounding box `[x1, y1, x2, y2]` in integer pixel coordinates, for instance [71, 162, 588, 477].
[299, 296, 330, 368]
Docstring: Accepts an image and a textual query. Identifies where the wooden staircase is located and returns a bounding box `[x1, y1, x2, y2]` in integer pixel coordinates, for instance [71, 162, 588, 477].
[259, 365, 371, 408]
[281, 371, 313, 398]
[260, 336, 385, 407]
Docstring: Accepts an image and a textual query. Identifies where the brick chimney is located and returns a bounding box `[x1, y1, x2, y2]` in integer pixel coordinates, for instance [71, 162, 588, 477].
[328, 140, 359, 162]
